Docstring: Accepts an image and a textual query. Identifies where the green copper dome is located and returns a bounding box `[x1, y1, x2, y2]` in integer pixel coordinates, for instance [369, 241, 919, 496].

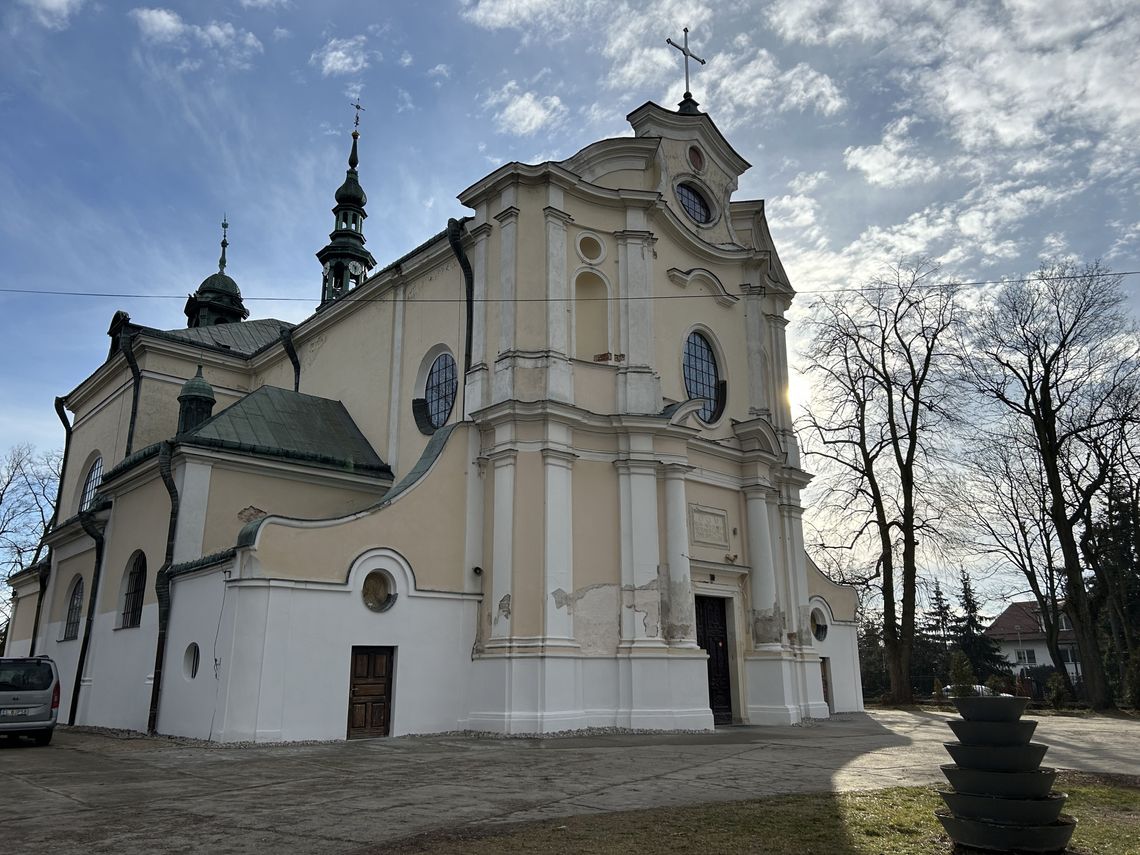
[197, 271, 242, 297]
[178, 365, 216, 404]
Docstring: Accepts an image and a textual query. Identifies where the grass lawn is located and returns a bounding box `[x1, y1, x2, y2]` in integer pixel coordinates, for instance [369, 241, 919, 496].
[382, 772, 1140, 855]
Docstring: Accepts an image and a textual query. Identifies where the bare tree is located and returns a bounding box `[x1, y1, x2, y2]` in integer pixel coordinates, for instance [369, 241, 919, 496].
[0, 444, 61, 636]
[799, 261, 961, 704]
[959, 260, 1140, 709]
[947, 428, 1075, 696]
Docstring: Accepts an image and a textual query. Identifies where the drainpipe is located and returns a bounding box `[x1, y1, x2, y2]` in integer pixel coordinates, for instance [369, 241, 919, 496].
[147, 441, 179, 734]
[29, 397, 72, 656]
[281, 327, 301, 393]
[119, 330, 142, 456]
[71, 506, 107, 725]
[447, 218, 474, 419]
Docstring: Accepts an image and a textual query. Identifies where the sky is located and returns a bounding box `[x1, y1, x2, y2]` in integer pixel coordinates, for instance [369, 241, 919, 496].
[1, 0, 1139, 462]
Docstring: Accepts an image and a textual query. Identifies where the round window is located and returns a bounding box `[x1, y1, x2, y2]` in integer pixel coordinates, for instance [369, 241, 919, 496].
[184, 643, 200, 680]
[676, 183, 712, 224]
[577, 233, 605, 264]
[811, 609, 829, 642]
[362, 570, 397, 612]
[688, 146, 705, 172]
[425, 353, 458, 429]
[682, 331, 724, 423]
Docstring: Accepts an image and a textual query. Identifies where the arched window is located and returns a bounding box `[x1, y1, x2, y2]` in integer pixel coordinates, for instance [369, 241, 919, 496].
[120, 552, 146, 629]
[683, 331, 726, 423]
[63, 577, 84, 640]
[574, 270, 609, 360]
[80, 457, 103, 511]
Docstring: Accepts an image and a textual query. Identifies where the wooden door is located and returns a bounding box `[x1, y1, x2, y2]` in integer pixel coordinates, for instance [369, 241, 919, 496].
[347, 646, 393, 739]
[695, 596, 733, 725]
[820, 657, 832, 713]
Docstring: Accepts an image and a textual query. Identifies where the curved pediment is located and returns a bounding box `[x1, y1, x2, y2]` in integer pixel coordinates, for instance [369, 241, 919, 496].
[667, 267, 740, 307]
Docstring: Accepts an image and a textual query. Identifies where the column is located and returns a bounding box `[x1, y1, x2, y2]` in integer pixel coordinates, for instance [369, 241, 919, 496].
[744, 285, 770, 416]
[386, 283, 405, 466]
[488, 448, 517, 641]
[493, 186, 519, 404]
[464, 219, 493, 416]
[542, 447, 576, 642]
[615, 454, 666, 648]
[615, 212, 659, 414]
[544, 199, 574, 403]
[744, 484, 780, 645]
[662, 464, 697, 647]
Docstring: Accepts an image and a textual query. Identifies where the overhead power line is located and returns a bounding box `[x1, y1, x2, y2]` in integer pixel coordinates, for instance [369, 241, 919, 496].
[0, 269, 1136, 303]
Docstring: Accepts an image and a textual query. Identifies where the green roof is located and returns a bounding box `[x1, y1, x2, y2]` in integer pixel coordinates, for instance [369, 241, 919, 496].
[147, 318, 292, 357]
[183, 386, 391, 478]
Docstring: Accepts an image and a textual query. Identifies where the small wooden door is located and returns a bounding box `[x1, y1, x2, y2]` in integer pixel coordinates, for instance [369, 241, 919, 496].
[695, 596, 733, 724]
[347, 646, 393, 739]
[820, 657, 833, 713]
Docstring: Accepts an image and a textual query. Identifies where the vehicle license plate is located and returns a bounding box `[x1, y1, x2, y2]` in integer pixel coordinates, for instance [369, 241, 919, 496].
[1, 708, 28, 716]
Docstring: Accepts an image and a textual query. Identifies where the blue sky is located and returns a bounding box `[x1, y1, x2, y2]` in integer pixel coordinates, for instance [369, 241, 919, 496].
[2, 0, 1138, 457]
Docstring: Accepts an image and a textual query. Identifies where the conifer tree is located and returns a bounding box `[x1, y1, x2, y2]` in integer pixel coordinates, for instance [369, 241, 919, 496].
[952, 568, 1010, 680]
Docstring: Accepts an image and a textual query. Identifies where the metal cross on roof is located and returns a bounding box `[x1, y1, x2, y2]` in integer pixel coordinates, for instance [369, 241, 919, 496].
[666, 27, 706, 98]
[351, 99, 365, 129]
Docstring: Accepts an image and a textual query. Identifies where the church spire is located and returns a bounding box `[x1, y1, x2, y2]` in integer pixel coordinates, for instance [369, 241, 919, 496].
[316, 103, 377, 308]
[184, 217, 249, 328]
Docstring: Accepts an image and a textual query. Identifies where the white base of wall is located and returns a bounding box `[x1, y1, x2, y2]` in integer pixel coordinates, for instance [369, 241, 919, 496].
[744, 649, 828, 725]
[467, 652, 715, 733]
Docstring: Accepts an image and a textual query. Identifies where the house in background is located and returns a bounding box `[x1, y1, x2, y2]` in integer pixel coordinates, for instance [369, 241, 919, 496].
[6, 86, 863, 741]
[985, 600, 1082, 681]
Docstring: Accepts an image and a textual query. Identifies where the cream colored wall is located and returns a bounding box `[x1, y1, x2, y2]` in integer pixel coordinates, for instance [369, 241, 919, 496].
[251, 350, 295, 393]
[684, 481, 745, 566]
[99, 476, 170, 613]
[571, 460, 620, 589]
[202, 466, 383, 555]
[289, 295, 394, 455]
[394, 258, 465, 477]
[658, 137, 738, 246]
[587, 169, 653, 192]
[50, 551, 93, 625]
[7, 581, 38, 644]
[807, 559, 858, 623]
[509, 450, 544, 637]
[65, 373, 134, 516]
[251, 424, 472, 591]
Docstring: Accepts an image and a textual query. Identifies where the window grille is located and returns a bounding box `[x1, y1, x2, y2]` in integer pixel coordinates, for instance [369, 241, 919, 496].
[683, 331, 725, 422]
[425, 353, 458, 429]
[676, 183, 712, 224]
[80, 457, 104, 511]
[64, 578, 84, 640]
[121, 554, 146, 628]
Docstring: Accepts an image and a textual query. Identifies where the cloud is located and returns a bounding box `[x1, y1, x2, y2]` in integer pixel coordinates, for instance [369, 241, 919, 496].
[428, 63, 450, 79]
[485, 81, 567, 135]
[17, 0, 86, 30]
[239, 0, 289, 8]
[396, 88, 414, 113]
[399, 51, 413, 67]
[344, 81, 364, 101]
[703, 48, 844, 129]
[843, 116, 941, 187]
[789, 171, 828, 194]
[129, 8, 264, 69]
[310, 35, 370, 77]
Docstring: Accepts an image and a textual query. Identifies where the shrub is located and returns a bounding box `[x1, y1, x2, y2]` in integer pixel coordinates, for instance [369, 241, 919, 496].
[949, 651, 977, 697]
[1046, 672, 1068, 709]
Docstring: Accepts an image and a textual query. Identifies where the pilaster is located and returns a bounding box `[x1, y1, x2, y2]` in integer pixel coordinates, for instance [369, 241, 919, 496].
[487, 447, 517, 640]
[662, 463, 697, 647]
[614, 453, 666, 649]
[542, 445, 577, 643]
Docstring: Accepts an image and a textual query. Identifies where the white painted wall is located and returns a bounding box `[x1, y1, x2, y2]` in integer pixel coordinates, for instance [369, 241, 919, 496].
[78, 604, 157, 731]
[808, 596, 864, 714]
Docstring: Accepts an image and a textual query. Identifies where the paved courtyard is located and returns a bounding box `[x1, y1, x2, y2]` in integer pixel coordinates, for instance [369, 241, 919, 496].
[3, 709, 1138, 854]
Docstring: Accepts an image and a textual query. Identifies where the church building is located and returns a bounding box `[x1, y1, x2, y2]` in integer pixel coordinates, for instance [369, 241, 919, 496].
[6, 76, 862, 740]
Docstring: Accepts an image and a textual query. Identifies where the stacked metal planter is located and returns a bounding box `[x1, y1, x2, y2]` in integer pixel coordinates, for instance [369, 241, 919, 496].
[936, 696, 1077, 852]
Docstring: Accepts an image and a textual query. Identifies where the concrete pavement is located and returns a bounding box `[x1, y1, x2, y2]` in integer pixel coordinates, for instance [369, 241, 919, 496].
[2, 709, 1138, 854]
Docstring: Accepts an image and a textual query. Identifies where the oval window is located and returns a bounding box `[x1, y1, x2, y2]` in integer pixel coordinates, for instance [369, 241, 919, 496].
[362, 570, 397, 613]
[688, 145, 705, 172]
[184, 643, 200, 680]
[683, 331, 724, 423]
[425, 353, 458, 429]
[676, 183, 712, 224]
[811, 609, 829, 642]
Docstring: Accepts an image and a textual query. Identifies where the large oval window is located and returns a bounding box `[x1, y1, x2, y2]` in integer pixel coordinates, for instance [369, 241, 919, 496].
[676, 183, 712, 224]
[683, 331, 724, 423]
[425, 352, 457, 429]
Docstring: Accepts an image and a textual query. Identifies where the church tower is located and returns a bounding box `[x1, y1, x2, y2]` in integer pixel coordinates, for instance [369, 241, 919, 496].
[183, 218, 249, 328]
[316, 110, 377, 308]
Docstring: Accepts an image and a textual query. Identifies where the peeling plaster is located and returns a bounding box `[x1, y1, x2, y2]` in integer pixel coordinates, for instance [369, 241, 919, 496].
[495, 593, 511, 624]
[622, 577, 661, 639]
[665, 577, 695, 641]
[751, 603, 785, 645]
[572, 583, 620, 654]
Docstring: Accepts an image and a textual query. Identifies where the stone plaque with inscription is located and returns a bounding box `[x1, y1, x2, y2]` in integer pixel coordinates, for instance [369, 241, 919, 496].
[689, 504, 729, 548]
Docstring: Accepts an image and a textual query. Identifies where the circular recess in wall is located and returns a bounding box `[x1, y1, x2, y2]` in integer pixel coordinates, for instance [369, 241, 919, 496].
[362, 570, 398, 612]
[810, 609, 829, 642]
[184, 643, 200, 680]
[688, 145, 705, 172]
[576, 232, 606, 265]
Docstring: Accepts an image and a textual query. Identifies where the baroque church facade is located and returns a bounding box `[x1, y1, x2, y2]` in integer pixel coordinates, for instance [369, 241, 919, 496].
[6, 88, 862, 741]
